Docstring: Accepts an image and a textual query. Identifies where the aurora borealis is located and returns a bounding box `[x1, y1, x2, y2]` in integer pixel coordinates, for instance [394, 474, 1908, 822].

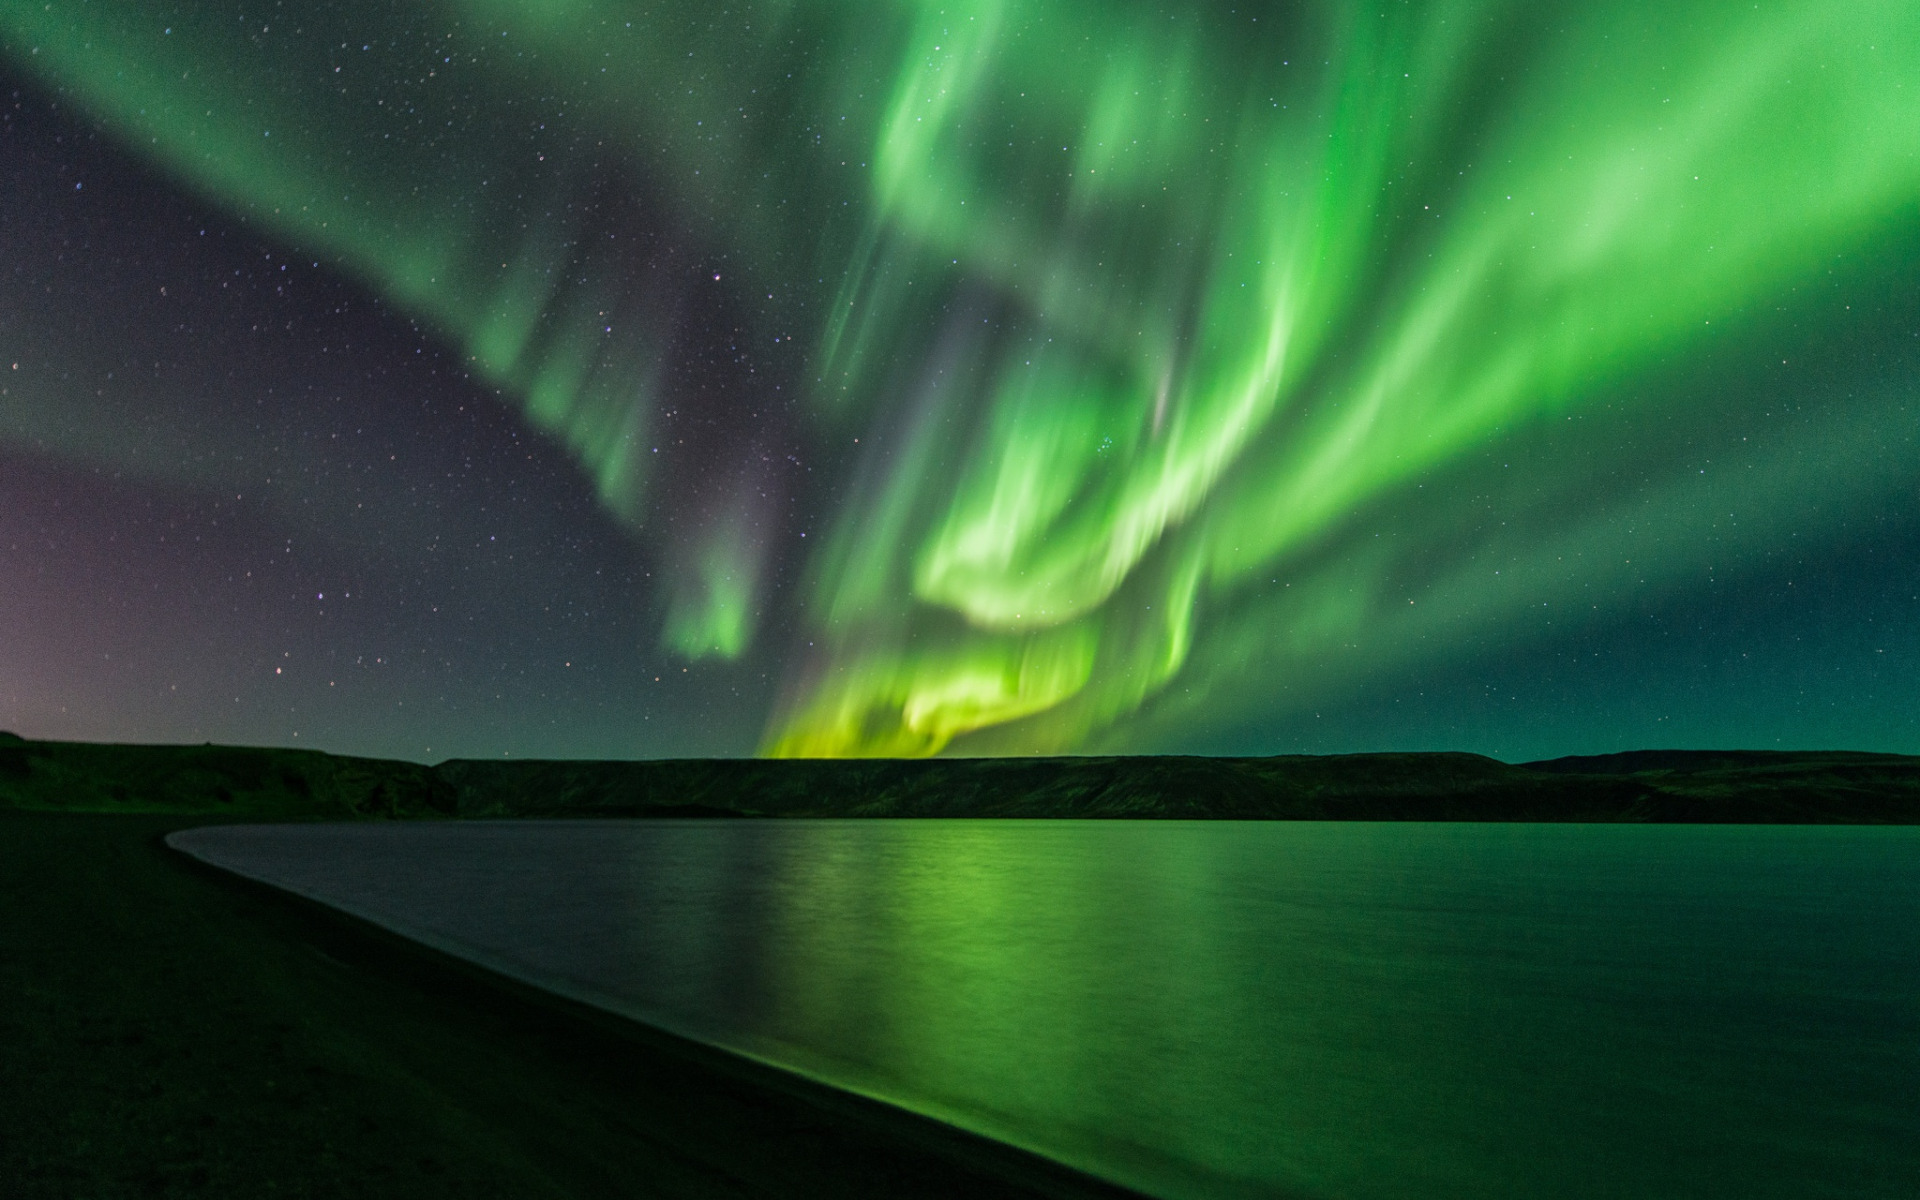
[3, 1, 1918, 760]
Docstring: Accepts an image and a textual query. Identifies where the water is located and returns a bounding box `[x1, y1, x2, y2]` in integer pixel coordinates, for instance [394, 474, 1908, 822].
[168, 820, 1920, 1199]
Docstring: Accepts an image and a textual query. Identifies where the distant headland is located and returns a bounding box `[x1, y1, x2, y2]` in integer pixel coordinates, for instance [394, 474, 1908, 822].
[2, 733, 1915, 823]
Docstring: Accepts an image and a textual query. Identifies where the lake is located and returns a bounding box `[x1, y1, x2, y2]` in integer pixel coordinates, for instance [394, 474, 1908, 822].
[168, 820, 1919, 1199]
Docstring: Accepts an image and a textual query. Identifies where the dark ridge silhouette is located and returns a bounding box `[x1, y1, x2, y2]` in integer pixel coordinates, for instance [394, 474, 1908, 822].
[1519, 749, 1918, 774]
[3, 734, 1917, 822]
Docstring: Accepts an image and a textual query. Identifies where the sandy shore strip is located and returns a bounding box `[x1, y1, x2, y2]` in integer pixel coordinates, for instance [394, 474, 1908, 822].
[1, 812, 1148, 1200]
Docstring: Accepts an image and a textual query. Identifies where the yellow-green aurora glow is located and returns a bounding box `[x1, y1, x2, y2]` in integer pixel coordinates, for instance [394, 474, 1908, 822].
[5, 1, 1918, 756]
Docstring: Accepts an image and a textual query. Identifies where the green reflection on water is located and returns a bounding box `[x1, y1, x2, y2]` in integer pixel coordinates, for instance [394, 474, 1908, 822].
[171, 819, 1920, 1198]
[641, 822, 1919, 1199]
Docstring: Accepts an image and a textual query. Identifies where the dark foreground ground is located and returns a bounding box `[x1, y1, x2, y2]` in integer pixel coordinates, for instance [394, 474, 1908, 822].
[6, 737, 1915, 1197]
[0, 812, 1142, 1200]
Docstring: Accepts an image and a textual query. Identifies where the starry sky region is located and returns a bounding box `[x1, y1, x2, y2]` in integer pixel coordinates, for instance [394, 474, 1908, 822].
[3, 1, 1920, 762]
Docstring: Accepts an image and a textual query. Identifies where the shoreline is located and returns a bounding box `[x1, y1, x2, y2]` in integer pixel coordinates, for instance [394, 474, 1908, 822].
[1, 812, 1145, 1199]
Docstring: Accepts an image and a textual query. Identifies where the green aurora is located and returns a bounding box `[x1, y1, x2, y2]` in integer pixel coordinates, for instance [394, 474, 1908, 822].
[4, 1, 1918, 756]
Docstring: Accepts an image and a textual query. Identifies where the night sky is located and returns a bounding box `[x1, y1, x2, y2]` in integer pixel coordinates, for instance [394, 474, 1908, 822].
[3, 1, 1918, 763]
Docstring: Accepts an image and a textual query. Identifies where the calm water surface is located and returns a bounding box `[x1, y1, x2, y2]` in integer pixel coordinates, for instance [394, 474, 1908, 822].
[170, 820, 1920, 1199]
